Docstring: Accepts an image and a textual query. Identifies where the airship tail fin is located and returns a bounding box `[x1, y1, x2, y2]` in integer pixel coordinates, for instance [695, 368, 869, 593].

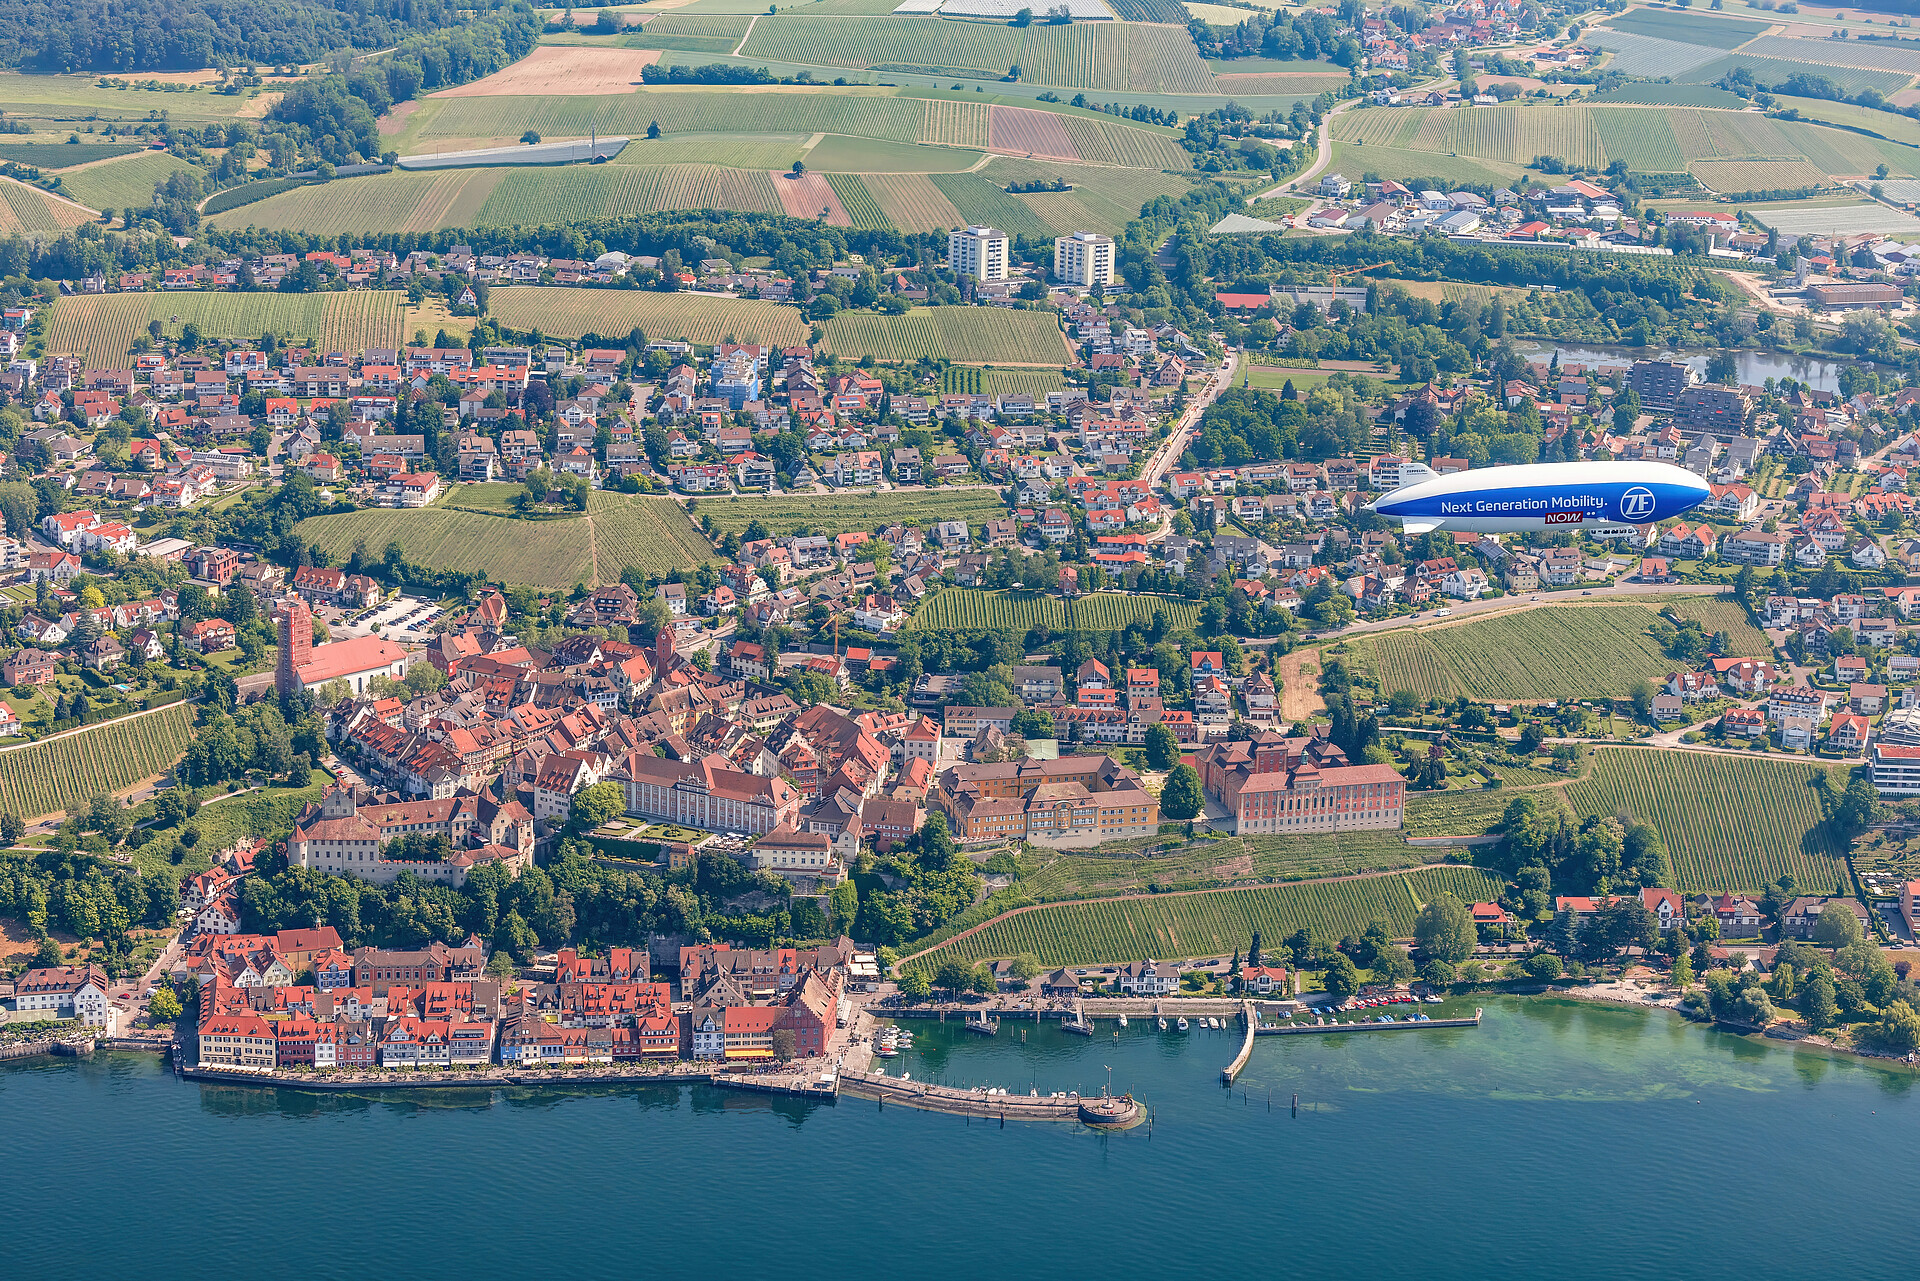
[1395, 461, 1439, 487]
[1399, 519, 1444, 534]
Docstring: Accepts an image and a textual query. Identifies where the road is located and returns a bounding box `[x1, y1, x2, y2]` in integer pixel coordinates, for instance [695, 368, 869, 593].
[1141, 347, 1238, 494]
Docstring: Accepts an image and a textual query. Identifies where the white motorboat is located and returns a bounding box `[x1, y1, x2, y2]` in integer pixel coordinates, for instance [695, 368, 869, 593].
[1157, 1017, 1168, 1031]
[1117, 1014, 1128, 1028]
[1176, 1017, 1190, 1031]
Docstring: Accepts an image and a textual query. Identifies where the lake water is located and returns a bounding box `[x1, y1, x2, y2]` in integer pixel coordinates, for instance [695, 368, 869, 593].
[4, 996, 1910, 1279]
[1510, 342, 1850, 392]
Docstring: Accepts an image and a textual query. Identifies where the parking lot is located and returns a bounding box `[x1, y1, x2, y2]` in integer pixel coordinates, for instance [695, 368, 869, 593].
[336, 595, 443, 642]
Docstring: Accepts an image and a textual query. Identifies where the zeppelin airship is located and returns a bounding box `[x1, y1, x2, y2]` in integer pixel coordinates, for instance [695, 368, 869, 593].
[1369, 461, 1712, 535]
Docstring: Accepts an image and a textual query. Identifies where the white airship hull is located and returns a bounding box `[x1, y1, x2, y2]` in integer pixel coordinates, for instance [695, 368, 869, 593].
[1368, 461, 1712, 535]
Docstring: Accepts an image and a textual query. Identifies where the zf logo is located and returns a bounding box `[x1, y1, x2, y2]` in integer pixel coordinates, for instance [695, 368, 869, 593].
[1619, 487, 1657, 521]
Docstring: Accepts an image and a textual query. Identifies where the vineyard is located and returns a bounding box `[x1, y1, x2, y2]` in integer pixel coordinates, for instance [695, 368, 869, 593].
[818, 305, 1070, 365]
[1665, 596, 1773, 657]
[0, 704, 197, 820]
[1067, 593, 1202, 633]
[45, 292, 407, 367]
[417, 89, 922, 148]
[909, 588, 1067, 632]
[859, 172, 964, 230]
[734, 15, 1214, 93]
[938, 366, 1065, 396]
[695, 490, 1009, 537]
[1346, 604, 1681, 702]
[56, 151, 202, 213]
[0, 178, 91, 234]
[927, 171, 1054, 236]
[921, 98, 993, 150]
[1565, 748, 1849, 894]
[0, 141, 142, 167]
[207, 169, 504, 235]
[1401, 786, 1541, 839]
[485, 288, 808, 347]
[909, 865, 1507, 967]
[824, 173, 892, 228]
[296, 495, 712, 590]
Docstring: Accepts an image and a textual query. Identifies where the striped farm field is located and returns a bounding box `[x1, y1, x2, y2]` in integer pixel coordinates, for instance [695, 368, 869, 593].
[861, 172, 963, 230]
[0, 177, 92, 233]
[736, 16, 1214, 93]
[473, 163, 782, 224]
[46, 291, 407, 367]
[1346, 604, 1679, 702]
[909, 865, 1506, 967]
[989, 104, 1076, 160]
[940, 366, 1066, 396]
[1693, 158, 1834, 193]
[297, 493, 711, 589]
[921, 98, 993, 150]
[55, 151, 202, 213]
[1058, 112, 1191, 168]
[777, 170, 852, 225]
[1067, 593, 1202, 633]
[819, 305, 1069, 365]
[1665, 597, 1772, 657]
[634, 12, 756, 53]
[416, 89, 922, 148]
[0, 704, 197, 821]
[612, 132, 809, 170]
[696, 490, 1009, 538]
[207, 168, 502, 234]
[987, 157, 1193, 229]
[825, 173, 892, 229]
[1565, 748, 1848, 894]
[1402, 787, 1538, 839]
[1680, 51, 1912, 97]
[485, 287, 808, 347]
[928, 171, 1054, 235]
[909, 588, 1067, 632]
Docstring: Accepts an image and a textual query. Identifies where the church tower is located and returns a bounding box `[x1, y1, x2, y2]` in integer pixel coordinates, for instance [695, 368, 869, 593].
[277, 597, 313, 698]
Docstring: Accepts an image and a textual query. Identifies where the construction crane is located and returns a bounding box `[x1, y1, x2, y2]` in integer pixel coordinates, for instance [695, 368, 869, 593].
[1328, 261, 1393, 288]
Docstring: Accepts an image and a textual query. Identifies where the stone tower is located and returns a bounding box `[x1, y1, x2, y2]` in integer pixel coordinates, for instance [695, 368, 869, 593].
[276, 596, 313, 698]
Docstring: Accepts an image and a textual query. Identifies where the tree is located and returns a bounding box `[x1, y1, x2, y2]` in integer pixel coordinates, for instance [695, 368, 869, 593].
[1372, 944, 1414, 986]
[1413, 892, 1476, 964]
[899, 968, 932, 999]
[568, 780, 625, 829]
[520, 130, 541, 144]
[1802, 973, 1838, 1031]
[147, 986, 183, 1023]
[31, 936, 63, 967]
[1629, 679, 1655, 719]
[487, 950, 516, 982]
[1523, 951, 1563, 981]
[1813, 901, 1865, 951]
[1143, 722, 1179, 771]
[1323, 951, 1360, 1002]
[771, 1028, 798, 1061]
[1420, 958, 1455, 986]
[0, 811, 22, 845]
[934, 958, 974, 995]
[1670, 950, 1693, 990]
[1159, 763, 1204, 821]
[791, 159, 806, 175]
[1009, 952, 1044, 980]
[971, 963, 998, 995]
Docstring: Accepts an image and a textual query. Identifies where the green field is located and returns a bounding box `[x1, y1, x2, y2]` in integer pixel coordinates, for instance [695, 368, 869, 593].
[1565, 748, 1849, 895]
[486, 287, 809, 347]
[1067, 593, 1202, 633]
[0, 141, 143, 167]
[695, 489, 1010, 537]
[818, 306, 1070, 365]
[0, 704, 197, 821]
[0, 72, 263, 124]
[207, 168, 505, 234]
[911, 587, 1066, 631]
[296, 492, 713, 589]
[413, 88, 923, 148]
[1602, 7, 1771, 48]
[825, 172, 893, 228]
[909, 864, 1506, 966]
[1585, 83, 1746, 108]
[1346, 604, 1682, 703]
[926, 170, 1055, 236]
[1678, 51, 1913, 97]
[1328, 141, 1520, 188]
[46, 291, 409, 366]
[56, 151, 205, 212]
[735, 15, 1215, 93]
[805, 134, 982, 172]
[612, 132, 810, 169]
[1331, 102, 1920, 183]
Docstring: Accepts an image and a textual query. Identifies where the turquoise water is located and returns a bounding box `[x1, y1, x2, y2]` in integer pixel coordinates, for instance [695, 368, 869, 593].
[3, 996, 1910, 1279]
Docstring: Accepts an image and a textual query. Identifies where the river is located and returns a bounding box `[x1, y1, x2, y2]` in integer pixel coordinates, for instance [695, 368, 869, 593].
[1509, 342, 1853, 392]
[4, 996, 1909, 1278]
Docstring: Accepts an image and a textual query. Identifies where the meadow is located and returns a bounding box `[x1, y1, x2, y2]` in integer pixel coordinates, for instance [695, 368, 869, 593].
[0, 704, 197, 821]
[816, 306, 1071, 365]
[909, 864, 1506, 966]
[926, 171, 1055, 235]
[296, 493, 712, 589]
[693, 489, 1010, 537]
[484, 288, 809, 347]
[1345, 604, 1681, 702]
[1565, 748, 1849, 895]
[45, 292, 409, 366]
[0, 72, 263, 125]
